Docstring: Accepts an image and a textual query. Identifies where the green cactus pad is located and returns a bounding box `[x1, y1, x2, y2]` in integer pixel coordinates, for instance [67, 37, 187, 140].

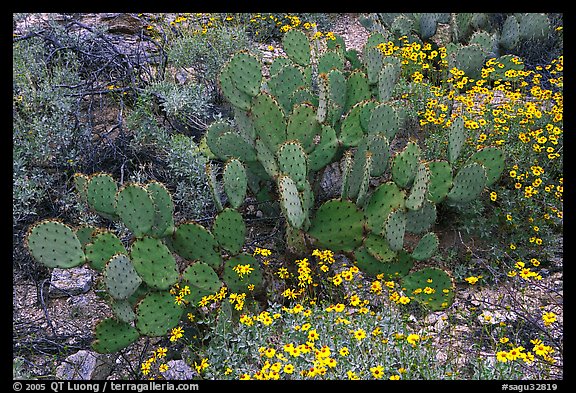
[405, 163, 431, 211]
[326, 69, 347, 124]
[205, 161, 223, 212]
[308, 199, 364, 252]
[182, 262, 223, 306]
[427, 160, 453, 203]
[340, 150, 354, 200]
[411, 232, 439, 260]
[92, 318, 139, 354]
[468, 146, 505, 186]
[354, 247, 413, 279]
[367, 103, 399, 142]
[286, 103, 321, 153]
[255, 138, 279, 178]
[212, 208, 246, 255]
[135, 291, 184, 337]
[86, 173, 118, 220]
[217, 132, 258, 163]
[268, 64, 306, 113]
[171, 222, 222, 269]
[446, 162, 487, 203]
[223, 158, 247, 209]
[340, 102, 368, 147]
[500, 16, 520, 51]
[269, 56, 292, 76]
[355, 152, 372, 207]
[290, 87, 319, 108]
[345, 70, 371, 112]
[405, 200, 437, 234]
[278, 175, 306, 229]
[448, 117, 466, 164]
[75, 225, 98, 248]
[277, 140, 308, 190]
[26, 220, 86, 269]
[130, 237, 179, 290]
[452, 44, 486, 80]
[363, 45, 384, 85]
[519, 13, 550, 41]
[318, 51, 345, 75]
[364, 182, 406, 235]
[115, 183, 155, 238]
[146, 181, 175, 238]
[223, 253, 264, 294]
[219, 60, 252, 111]
[111, 299, 136, 323]
[401, 267, 455, 311]
[378, 63, 400, 102]
[363, 233, 397, 263]
[73, 173, 89, 203]
[251, 92, 287, 153]
[308, 125, 339, 172]
[385, 209, 406, 251]
[282, 28, 311, 66]
[85, 230, 126, 271]
[391, 141, 421, 189]
[103, 253, 142, 300]
[488, 55, 525, 82]
[227, 51, 262, 97]
[205, 120, 234, 159]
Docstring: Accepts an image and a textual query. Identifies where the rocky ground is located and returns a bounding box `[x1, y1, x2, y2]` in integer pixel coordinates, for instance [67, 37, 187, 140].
[13, 13, 563, 380]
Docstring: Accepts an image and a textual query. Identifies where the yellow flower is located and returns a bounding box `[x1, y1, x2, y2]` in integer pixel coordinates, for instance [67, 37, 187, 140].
[406, 333, 420, 346]
[159, 363, 169, 373]
[542, 312, 557, 326]
[496, 351, 509, 362]
[339, 347, 350, 356]
[283, 364, 294, 374]
[169, 326, 184, 342]
[370, 365, 385, 379]
[465, 276, 481, 285]
[347, 370, 360, 380]
[353, 328, 367, 341]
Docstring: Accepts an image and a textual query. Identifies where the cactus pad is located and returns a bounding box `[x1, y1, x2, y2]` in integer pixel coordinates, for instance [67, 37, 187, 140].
[26, 220, 86, 268]
[172, 222, 222, 269]
[308, 125, 339, 172]
[227, 51, 262, 97]
[391, 141, 420, 189]
[92, 318, 139, 354]
[181, 262, 222, 306]
[364, 182, 406, 235]
[446, 162, 487, 203]
[103, 253, 142, 300]
[448, 117, 466, 164]
[130, 237, 179, 290]
[385, 209, 406, 251]
[251, 92, 287, 153]
[405, 200, 437, 234]
[308, 199, 364, 252]
[115, 183, 155, 238]
[223, 158, 247, 209]
[278, 175, 306, 229]
[468, 146, 505, 186]
[401, 267, 455, 311]
[86, 173, 118, 220]
[146, 181, 175, 238]
[427, 160, 453, 203]
[411, 232, 439, 261]
[277, 140, 308, 189]
[405, 163, 430, 211]
[212, 208, 246, 255]
[282, 28, 311, 66]
[135, 291, 183, 337]
[223, 253, 264, 294]
[286, 103, 321, 153]
[85, 230, 126, 271]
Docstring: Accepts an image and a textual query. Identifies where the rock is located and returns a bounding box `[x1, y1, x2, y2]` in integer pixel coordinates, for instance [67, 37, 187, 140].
[100, 13, 144, 34]
[319, 161, 343, 199]
[55, 350, 116, 380]
[49, 267, 93, 298]
[162, 360, 196, 380]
